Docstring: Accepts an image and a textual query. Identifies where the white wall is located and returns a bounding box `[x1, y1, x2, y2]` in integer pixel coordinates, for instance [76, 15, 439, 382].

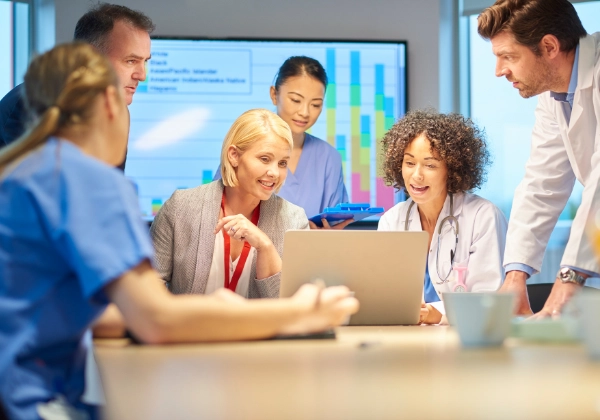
[53, 0, 441, 111]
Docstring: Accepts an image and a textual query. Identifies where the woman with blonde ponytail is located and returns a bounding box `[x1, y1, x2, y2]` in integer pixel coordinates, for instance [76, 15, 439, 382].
[0, 43, 358, 420]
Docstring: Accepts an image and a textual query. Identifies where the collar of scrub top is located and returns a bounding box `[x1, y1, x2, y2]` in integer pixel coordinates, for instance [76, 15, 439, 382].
[405, 193, 459, 284]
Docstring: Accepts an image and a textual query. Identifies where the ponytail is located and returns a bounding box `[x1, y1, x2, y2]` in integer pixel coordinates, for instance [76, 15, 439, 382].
[0, 42, 118, 175]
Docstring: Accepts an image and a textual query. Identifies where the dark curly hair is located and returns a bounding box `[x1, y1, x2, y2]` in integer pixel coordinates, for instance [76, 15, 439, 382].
[381, 109, 491, 194]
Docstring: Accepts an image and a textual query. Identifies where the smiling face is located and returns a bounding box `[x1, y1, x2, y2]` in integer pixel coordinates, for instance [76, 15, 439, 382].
[402, 134, 448, 207]
[103, 20, 151, 105]
[491, 31, 557, 98]
[228, 134, 291, 201]
[270, 74, 325, 138]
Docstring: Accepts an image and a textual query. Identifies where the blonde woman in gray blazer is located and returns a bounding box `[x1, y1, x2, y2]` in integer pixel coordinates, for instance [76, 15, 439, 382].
[151, 109, 309, 298]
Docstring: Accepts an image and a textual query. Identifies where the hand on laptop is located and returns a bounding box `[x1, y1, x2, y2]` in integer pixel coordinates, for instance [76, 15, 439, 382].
[278, 283, 359, 335]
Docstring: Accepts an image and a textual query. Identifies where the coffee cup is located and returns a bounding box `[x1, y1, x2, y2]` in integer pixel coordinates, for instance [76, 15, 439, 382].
[443, 292, 515, 347]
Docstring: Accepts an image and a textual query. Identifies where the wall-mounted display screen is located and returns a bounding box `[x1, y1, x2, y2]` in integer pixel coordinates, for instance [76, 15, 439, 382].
[126, 38, 407, 220]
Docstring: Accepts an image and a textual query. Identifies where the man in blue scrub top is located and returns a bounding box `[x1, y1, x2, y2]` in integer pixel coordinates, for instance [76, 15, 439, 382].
[0, 3, 154, 170]
[478, 0, 600, 317]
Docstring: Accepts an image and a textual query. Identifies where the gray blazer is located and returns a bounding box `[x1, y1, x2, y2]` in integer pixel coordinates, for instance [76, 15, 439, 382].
[150, 180, 309, 298]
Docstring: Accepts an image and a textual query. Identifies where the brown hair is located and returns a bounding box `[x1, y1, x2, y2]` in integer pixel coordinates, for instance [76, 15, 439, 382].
[382, 109, 490, 194]
[0, 42, 119, 173]
[477, 0, 586, 55]
[74, 2, 155, 53]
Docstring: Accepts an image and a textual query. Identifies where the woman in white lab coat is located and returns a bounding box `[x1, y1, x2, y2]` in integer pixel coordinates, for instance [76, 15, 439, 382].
[378, 110, 508, 324]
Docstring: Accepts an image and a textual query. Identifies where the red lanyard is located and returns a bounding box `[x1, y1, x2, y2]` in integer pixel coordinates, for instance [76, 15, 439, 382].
[220, 192, 260, 292]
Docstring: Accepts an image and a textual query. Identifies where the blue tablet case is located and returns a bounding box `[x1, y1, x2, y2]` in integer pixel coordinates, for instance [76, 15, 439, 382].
[308, 203, 384, 227]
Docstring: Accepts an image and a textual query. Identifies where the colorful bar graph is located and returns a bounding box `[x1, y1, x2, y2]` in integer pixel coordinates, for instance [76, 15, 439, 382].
[351, 173, 370, 203]
[360, 115, 370, 166]
[202, 170, 213, 184]
[350, 51, 370, 202]
[151, 198, 162, 216]
[385, 97, 395, 130]
[336, 135, 346, 158]
[376, 177, 395, 209]
[375, 65, 386, 139]
[374, 64, 396, 209]
[326, 49, 337, 148]
[336, 134, 347, 175]
[320, 49, 402, 211]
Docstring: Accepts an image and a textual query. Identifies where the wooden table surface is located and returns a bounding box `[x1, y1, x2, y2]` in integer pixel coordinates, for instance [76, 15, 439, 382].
[94, 326, 600, 420]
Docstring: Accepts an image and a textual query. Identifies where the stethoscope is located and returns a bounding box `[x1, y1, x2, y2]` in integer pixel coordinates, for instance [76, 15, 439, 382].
[405, 193, 466, 291]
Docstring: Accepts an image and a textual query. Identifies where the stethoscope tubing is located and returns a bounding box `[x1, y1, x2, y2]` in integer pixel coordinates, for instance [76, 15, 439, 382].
[404, 193, 459, 284]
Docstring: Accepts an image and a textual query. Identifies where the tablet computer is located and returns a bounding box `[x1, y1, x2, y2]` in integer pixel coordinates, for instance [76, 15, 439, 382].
[308, 203, 384, 227]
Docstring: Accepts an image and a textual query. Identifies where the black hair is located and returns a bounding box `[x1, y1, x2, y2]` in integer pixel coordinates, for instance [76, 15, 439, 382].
[273, 56, 328, 90]
[73, 2, 155, 53]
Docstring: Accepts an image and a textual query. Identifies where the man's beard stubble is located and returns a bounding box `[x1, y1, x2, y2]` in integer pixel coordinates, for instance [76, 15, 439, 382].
[516, 57, 564, 99]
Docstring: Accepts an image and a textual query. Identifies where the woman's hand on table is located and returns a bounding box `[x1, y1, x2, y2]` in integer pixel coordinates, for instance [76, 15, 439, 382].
[215, 214, 273, 250]
[92, 304, 126, 338]
[309, 218, 354, 230]
[419, 302, 443, 325]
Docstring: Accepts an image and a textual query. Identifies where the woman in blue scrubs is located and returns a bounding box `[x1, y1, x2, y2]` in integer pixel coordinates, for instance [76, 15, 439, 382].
[0, 43, 358, 420]
[269, 56, 350, 226]
[215, 57, 351, 228]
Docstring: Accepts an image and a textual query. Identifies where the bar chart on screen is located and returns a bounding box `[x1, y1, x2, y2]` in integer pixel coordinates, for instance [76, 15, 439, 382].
[125, 39, 407, 220]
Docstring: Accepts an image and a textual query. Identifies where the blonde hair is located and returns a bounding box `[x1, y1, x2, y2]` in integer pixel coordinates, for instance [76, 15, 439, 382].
[220, 109, 293, 193]
[0, 42, 119, 173]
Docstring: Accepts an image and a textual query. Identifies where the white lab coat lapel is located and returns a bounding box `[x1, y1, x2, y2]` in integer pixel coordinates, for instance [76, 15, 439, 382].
[567, 34, 596, 183]
[428, 194, 465, 291]
[402, 198, 422, 232]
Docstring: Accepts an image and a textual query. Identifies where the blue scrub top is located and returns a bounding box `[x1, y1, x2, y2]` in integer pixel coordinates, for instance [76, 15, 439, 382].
[214, 133, 348, 218]
[424, 265, 441, 304]
[0, 138, 154, 419]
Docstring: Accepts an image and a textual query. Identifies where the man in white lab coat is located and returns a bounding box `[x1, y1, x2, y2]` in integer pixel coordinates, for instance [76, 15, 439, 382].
[478, 0, 599, 316]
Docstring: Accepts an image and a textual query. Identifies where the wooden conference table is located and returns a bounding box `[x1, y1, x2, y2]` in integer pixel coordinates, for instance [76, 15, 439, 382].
[94, 326, 600, 420]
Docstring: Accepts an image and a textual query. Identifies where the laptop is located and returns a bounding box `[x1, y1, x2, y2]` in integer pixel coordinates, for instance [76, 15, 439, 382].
[280, 230, 428, 325]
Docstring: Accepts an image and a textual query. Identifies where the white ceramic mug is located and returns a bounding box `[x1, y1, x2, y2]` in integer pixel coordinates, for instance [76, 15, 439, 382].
[443, 292, 515, 347]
